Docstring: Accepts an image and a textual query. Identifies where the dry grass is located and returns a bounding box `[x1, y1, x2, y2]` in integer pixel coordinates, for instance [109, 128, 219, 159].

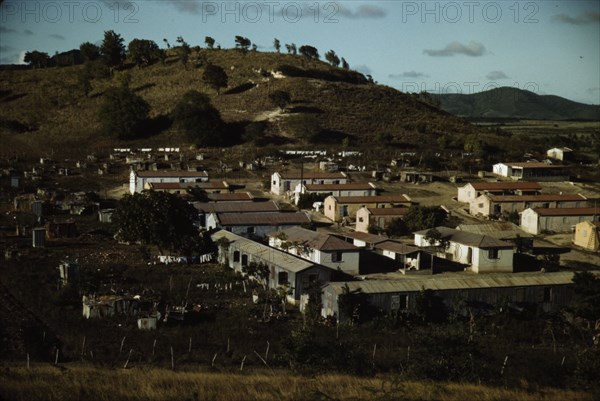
[0, 364, 593, 401]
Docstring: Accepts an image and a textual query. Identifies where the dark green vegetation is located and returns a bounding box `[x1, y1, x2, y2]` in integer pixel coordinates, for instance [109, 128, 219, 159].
[434, 87, 600, 120]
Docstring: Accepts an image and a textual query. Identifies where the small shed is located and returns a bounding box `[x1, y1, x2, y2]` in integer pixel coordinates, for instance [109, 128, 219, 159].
[137, 317, 157, 330]
[32, 227, 45, 248]
[400, 171, 433, 183]
[58, 261, 80, 287]
[573, 221, 600, 251]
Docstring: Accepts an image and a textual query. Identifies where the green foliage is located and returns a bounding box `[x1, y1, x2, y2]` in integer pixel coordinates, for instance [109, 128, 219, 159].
[204, 36, 215, 49]
[172, 90, 224, 146]
[341, 57, 349, 69]
[202, 63, 228, 94]
[299, 45, 319, 60]
[242, 261, 270, 283]
[113, 190, 199, 253]
[285, 43, 297, 55]
[98, 85, 150, 139]
[338, 284, 375, 324]
[403, 206, 448, 232]
[507, 210, 520, 225]
[127, 38, 163, 67]
[242, 121, 268, 145]
[269, 90, 291, 110]
[234, 35, 251, 51]
[79, 42, 101, 62]
[324, 50, 340, 67]
[415, 288, 448, 323]
[273, 38, 281, 53]
[23, 51, 50, 68]
[384, 217, 408, 237]
[175, 36, 190, 67]
[570, 271, 600, 321]
[100, 30, 126, 68]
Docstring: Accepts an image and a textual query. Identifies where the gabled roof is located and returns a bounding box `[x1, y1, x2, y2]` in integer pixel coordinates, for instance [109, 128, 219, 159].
[304, 182, 375, 191]
[211, 230, 318, 273]
[270, 226, 358, 252]
[193, 200, 279, 214]
[456, 222, 533, 239]
[467, 181, 541, 191]
[363, 207, 410, 216]
[329, 194, 411, 204]
[278, 171, 347, 180]
[376, 241, 420, 255]
[148, 181, 228, 190]
[218, 212, 310, 226]
[414, 226, 513, 249]
[499, 162, 564, 169]
[333, 231, 390, 245]
[136, 170, 208, 178]
[207, 192, 253, 202]
[485, 194, 586, 202]
[529, 207, 600, 217]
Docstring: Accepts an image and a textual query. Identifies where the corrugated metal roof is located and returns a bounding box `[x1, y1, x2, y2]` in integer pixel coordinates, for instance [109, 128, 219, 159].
[487, 194, 586, 202]
[333, 231, 390, 245]
[504, 162, 563, 169]
[148, 180, 229, 190]
[413, 226, 513, 249]
[376, 241, 420, 255]
[325, 271, 597, 295]
[366, 207, 409, 216]
[457, 222, 533, 239]
[279, 171, 347, 179]
[218, 212, 311, 226]
[270, 226, 358, 251]
[468, 181, 542, 191]
[211, 230, 317, 273]
[137, 170, 208, 177]
[304, 183, 374, 191]
[207, 192, 254, 201]
[193, 200, 279, 213]
[330, 195, 411, 204]
[533, 207, 600, 216]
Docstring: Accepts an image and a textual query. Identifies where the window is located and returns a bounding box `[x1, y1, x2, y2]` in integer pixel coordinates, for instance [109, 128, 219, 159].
[391, 295, 408, 311]
[272, 180, 276, 185]
[543, 287, 552, 302]
[233, 251, 240, 262]
[332, 251, 343, 263]
[488, 249, 499, 259]
[241, 254, 248, 266]
[246, 226, 255, 234]
[278, 272, 289, 285]
[478, 203, 484, 208]
[358, 217, 364, 223]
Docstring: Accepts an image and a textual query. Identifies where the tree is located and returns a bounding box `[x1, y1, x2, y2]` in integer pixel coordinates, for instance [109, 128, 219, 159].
[172, 90, 224, 146]
[273, 38, 281, 53]
[285, 43, 297, 55]
[341, 57, 349, 69]
[113, 191, 199, 253]
[415, 289, 447, 323]
[98, 85, 150, 139]
[204, 36, 215, 49]
[299, 45, 319, 60]
[23, 51, 50, 68]
[402, 206, 448, 232]
[202, 63, 228, 94]
[127, 39, 162, 67]
[324, 50, 340, 67]
[100, 30, 126, 69]
[385, 218, 408, 237]
[242, 261, 270, 284]
[269, 90, 291, 110]
[234, 35, 251, 51]
[78, 67, 93, 96]
[163, 38, 171, 49]
[570, 271, 600, 321]
[79, 42, 100, 62]
[175, 36, 191, 67]
[242, 121, 267, 145]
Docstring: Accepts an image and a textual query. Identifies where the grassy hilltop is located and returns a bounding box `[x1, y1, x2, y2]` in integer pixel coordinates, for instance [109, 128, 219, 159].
[0, 48, 479, 156]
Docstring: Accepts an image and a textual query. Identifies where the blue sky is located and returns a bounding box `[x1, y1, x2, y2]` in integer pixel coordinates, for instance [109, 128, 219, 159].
[1, 0, 599, 104]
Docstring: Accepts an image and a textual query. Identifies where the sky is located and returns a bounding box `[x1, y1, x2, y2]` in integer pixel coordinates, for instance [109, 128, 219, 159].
[1, 0, 599, 104]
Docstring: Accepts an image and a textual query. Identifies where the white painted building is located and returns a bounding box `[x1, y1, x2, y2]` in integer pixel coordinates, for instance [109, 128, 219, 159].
[457, 181, 542, 203]
[492, 162, 568, 182]
[547, 147, 573, 161]
[270, 171, 347, 196]
[414, 227, 514, 273]
[293, 182, 376, 205]
[520, 207, 600, 235]
[129, 170, 208, 194]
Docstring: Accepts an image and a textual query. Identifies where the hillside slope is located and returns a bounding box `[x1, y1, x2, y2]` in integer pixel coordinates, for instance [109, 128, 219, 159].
[0, 49, 478, 155]
[434, 87, 600, 120]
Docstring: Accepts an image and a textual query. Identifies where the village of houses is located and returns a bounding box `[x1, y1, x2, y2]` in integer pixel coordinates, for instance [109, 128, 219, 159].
[1, 145, 600, 328]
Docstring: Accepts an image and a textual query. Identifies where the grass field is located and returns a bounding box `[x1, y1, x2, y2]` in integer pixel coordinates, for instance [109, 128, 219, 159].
[0, 364, 594, 401]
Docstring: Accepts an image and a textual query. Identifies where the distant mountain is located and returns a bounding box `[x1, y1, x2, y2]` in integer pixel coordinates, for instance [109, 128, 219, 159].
[433, 87, 600, 120]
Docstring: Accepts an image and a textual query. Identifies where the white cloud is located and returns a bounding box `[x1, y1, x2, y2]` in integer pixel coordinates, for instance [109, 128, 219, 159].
[424, 41, 486, 57]
[486, 71, 509, 80]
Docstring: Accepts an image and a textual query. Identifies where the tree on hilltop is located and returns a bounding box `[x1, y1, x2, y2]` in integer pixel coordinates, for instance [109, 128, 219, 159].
[172, 90, 225, 146]
[202, 63, 228, 94]
[100, 30, 126, 69]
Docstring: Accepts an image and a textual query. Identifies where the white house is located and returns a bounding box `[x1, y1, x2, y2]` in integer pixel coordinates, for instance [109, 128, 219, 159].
[355, 207, 409, 233]
[457, 181, 542, 203]
[268, 226, 360, 275]
[375, 241, 422, 270]
[216, 212, 311, 239]
[129, 170, 208, 194]
[193, 200, 280, 230]
[293, 182, 376, 205]
[414, 226, 514, 273]
[547, 147, 573, 161]
[271, 171, 347, 196]
[469, 193, 587, 217]
[520, 207, 600, 235]
[492, 162, 568, 182]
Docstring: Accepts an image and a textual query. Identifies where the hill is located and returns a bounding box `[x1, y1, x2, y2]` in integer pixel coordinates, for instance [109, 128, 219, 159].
[0, 48, 479, 156]
[433, 87, 600, 121]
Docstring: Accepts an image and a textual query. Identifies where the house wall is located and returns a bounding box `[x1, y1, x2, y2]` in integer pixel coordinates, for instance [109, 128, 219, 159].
[322, 284, 574, 321]
[573, 222, 600, 251]
[225, 224, 297, 239]
[381, 250, 421, 270]
[325, 197, 410, 222]
[470, 196, 585, 217]
[355, 208, 370, 233]
[457, 184, 477, 203]
[521, 209, 600, 235]
[493, 164, 510, 177]
[130, 171, 209, 194]
[271, 173, 347, 196]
